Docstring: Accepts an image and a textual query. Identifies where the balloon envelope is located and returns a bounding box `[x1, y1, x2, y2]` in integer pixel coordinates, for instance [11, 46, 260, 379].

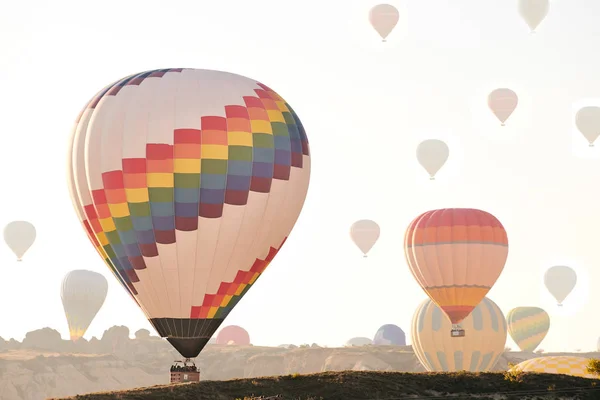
[506, 307, 549, 352]
[411, 297, 507, 372]
[345, 337, 372, 347]
[544, 266, 577, 305]
[350, 220, 380, 256]
[518, 0, 549, 32]
[575, 106, 600, 146]
[416, 139, 449, 179]
[3, 221, 36, 261]
[487, 88, 518, 125]
[404, 208, 509, 326]
[216, 325, 250, 345]
[510, 356, 597, 379]
[369, 4, 399, 40]
[67, 68, 311, 359]
[61, 270, 108, 341]
[373, 324, 406, 346]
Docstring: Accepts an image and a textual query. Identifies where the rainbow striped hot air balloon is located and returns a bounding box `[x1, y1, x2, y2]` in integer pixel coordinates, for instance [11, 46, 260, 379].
[506, 307, 550, 352]
[404, 208, 509, 338]
[67, 68, 311, 361]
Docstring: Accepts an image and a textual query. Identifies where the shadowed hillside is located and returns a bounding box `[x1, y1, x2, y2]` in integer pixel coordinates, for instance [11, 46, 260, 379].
[49, 371, 600, 400]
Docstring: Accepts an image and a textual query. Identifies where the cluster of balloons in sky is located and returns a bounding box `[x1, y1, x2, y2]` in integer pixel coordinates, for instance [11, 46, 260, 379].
[374, 87, 597, 181]
[0, 1, 587, 367]
[369, 1, 600, 180]
[1, 221, 112, 341]
[350, 210, 580, 369]
[343, 298, 574, 374]
[350, 219, 577, 306]
[369, 0, 551, 42]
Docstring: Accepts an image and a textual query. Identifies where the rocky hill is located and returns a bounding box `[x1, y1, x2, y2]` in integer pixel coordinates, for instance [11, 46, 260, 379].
[0, 326, 597, 400]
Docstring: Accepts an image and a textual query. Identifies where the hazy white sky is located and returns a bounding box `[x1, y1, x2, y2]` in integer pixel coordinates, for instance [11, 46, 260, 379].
[0, 0, 599, 352]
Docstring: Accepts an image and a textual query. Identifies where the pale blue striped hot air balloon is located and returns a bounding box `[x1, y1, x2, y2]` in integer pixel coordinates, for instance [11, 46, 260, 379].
[411, 297, 507, 372]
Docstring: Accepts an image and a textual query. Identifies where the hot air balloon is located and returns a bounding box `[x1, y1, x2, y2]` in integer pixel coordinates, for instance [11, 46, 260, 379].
[216, 325, 250, 345]
[412, 297, 507, 372]
[416, 139, 449, 180]
[3, 221, 36, 261]
[506, 307, 550, 352]
[510, 356, 598, 379]
[488, 89, 518, 126]
[518, 0, 549, 33]
[544, 266, 577, 306]
[404, 208, 509, 337]
[67, 68, 311, 370]
[373, 324, 406, 346]
[350, 220, 380, 257]
[575, 106, 600, 147]
[345, 337, 372, 347]
[369, 4, 399, 42]
[61, 270, 108, 341]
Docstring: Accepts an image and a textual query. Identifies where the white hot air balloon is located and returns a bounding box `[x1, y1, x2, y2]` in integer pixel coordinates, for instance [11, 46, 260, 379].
[61, 270, 108, 341]
[3, 221, 36, 261]
[518, 0, 550, 33]
[350, 220, 380, 257]
[544, 266, 577, 306]
[575, 106, 600, 147]
[369, 4, 400, 42]
[416, 139, 449, 180]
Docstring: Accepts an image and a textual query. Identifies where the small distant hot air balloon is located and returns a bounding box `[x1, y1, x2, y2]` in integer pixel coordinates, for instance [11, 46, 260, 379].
[404, 208, 509, 338]
[575, 106, 600, 147]
[506, 307, 550, 352]
[416, 139, 449, 180]
[412, 297, 507, 372]
[350, 220, 380, 257]
[369, 4, 399, 42]
[488, 89, 518, 126]
[3, 221, 36, 261]
[345, 337, 372, 347]
[216, 325, 250, 345]
[61, 270, 108, 341]
[373, 324, 406, 346]
[518, 0, 549, 33]
[544, 266, 577, 306]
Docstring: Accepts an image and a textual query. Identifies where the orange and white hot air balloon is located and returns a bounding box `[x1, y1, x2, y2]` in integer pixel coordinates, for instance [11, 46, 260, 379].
[404, 208, 509, 338]
[488, 88, 518, 126]
[369, 4, 399, 42]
